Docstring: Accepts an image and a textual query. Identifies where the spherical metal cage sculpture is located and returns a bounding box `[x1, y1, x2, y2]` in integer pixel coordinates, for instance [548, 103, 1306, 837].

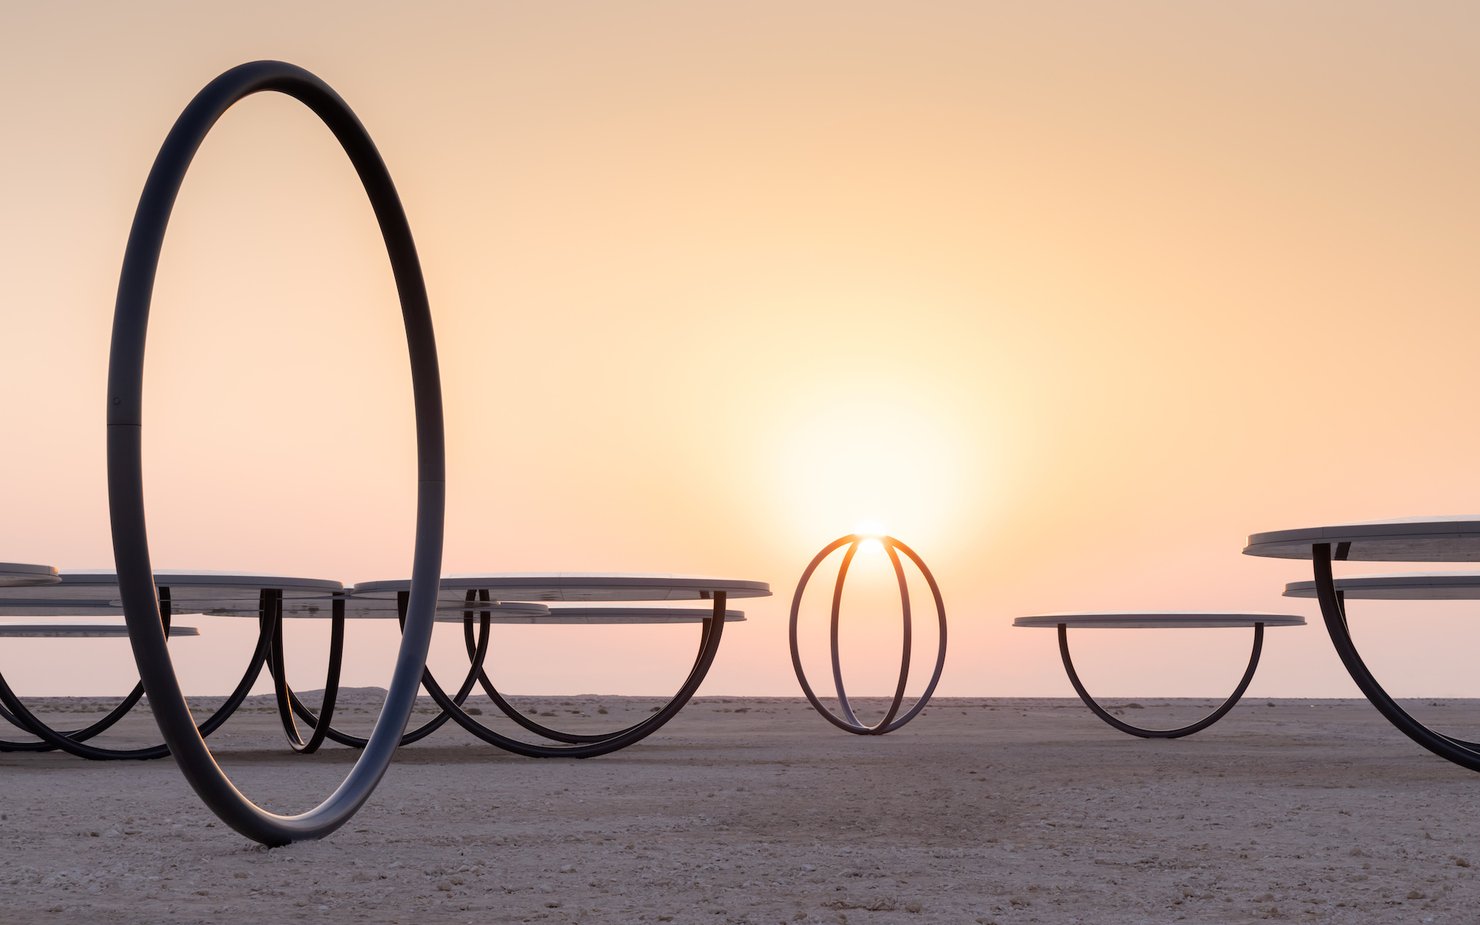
[788, 534, 947, 735]
[106, 60, 445, 846]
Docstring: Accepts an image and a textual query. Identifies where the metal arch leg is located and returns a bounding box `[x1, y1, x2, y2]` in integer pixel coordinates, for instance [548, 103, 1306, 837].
[465, 590, 719, 745]
[1312, 543, 1480, 770]
[267, 592, 346, 754]
[1057, 622, 1264, 739]
[0, 701, 25, 730]
[417, 592, 729, 758]
[0, 700, 22, 726]
[0, 590, 179, 752]
[277, 607, 493, 749]
[0, 597, 274, 760]
[0, 681, 146, 752]
[467, 616, 716, 745]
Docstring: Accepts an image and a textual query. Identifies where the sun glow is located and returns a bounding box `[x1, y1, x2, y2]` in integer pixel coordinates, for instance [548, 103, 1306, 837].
[772, 382, 985, 552]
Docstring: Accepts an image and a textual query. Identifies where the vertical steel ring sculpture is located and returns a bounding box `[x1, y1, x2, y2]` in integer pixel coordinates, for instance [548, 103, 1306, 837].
[789, 535, 947, 734]
[107, 60, 445, 845]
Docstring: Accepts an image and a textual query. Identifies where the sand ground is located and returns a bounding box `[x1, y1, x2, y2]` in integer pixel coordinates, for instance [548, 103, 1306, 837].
[3, 694, 1479, 924]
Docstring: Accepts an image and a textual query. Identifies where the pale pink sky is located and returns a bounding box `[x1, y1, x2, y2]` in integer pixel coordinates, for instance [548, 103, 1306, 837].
[4, 3, 1480, 700]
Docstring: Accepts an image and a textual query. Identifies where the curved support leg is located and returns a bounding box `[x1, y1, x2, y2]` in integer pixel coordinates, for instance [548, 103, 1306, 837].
[0, 593, 273, 760]
[0, 680, 147, 752]
[1312, 543, 1480, 770]
[0, 591, 175, 752]
[473, 617, 716, 745]
[278, 607, 492, 749]
[421, 592, 729, 758]
[1057, 622, 1263, 739]
[466, 589, 718, 745]
[268, 592, 347, 754]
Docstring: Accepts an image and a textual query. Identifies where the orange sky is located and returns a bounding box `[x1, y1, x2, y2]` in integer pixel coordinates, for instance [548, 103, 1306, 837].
[4, 3, 1480, 700]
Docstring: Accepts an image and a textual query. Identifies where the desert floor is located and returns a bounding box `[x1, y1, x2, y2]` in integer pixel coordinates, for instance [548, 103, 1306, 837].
[4, 694, 1480, 924]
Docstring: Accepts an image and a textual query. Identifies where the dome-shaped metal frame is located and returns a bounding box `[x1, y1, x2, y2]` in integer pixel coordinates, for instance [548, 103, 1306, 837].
[788, 534, 947, 734]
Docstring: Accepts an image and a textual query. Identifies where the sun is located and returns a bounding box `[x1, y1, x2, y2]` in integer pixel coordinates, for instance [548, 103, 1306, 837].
[771, 382, 985, 551]
[854, 520, 888, 555]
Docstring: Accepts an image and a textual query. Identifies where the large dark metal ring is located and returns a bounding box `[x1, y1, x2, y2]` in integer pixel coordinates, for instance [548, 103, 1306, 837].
[106, 60, 446, 845]
[789, 535, 947, 735]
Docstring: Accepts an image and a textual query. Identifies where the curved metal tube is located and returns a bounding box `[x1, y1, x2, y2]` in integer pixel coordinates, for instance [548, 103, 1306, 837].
[0, 596, 172, 751]
[106, 60, 445, 844]
[1312, 543, 1480, 770]
[0, 591, 272, 759]
[268, 592, 346, 754]
[829, 541, 914, 732]
[276, 608, 493, 749]
[416, 592, 729, 758]
[1056, 622, 1264, 739]
[282, 589, 727, 754]
[0, 686, 144, 751]
[877, 538, 949, 732]
[789, 534, 948, 736]
[464, 590, 719, 745]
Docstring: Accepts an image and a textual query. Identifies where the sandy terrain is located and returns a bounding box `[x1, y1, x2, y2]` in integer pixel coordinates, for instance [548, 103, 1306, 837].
[3, 694, 1479, 924]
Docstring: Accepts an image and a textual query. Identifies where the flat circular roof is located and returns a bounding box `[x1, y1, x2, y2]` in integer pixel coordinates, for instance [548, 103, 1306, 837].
[0, 624, 199, 637]
[188, 603, 748, 623]
[1245, 517, 1480, 562]
[0, 570, 344, 616]
[1284, 572, 1480, 600]
[199, 598, 551, 620]
[1014, 612, 1306, 629]
[0, 563, 60, 588]
[526, 607, 746, 625]
[352, 573, 772, 603]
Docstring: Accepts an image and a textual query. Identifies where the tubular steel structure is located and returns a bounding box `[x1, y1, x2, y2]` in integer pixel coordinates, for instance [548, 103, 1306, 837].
[0, 588, 272, 759]
[268, 597, 494, 752]
[1310, 544, 1480, 772]
[106, 60, 445, 845]
[270, 591, 732, 758]
[789, 534, 947, 735]
[1055, 622, 1265, 739]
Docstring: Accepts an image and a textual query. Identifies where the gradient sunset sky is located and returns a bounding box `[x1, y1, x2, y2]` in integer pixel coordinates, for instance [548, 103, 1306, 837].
[4, 3, 1480, 701]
